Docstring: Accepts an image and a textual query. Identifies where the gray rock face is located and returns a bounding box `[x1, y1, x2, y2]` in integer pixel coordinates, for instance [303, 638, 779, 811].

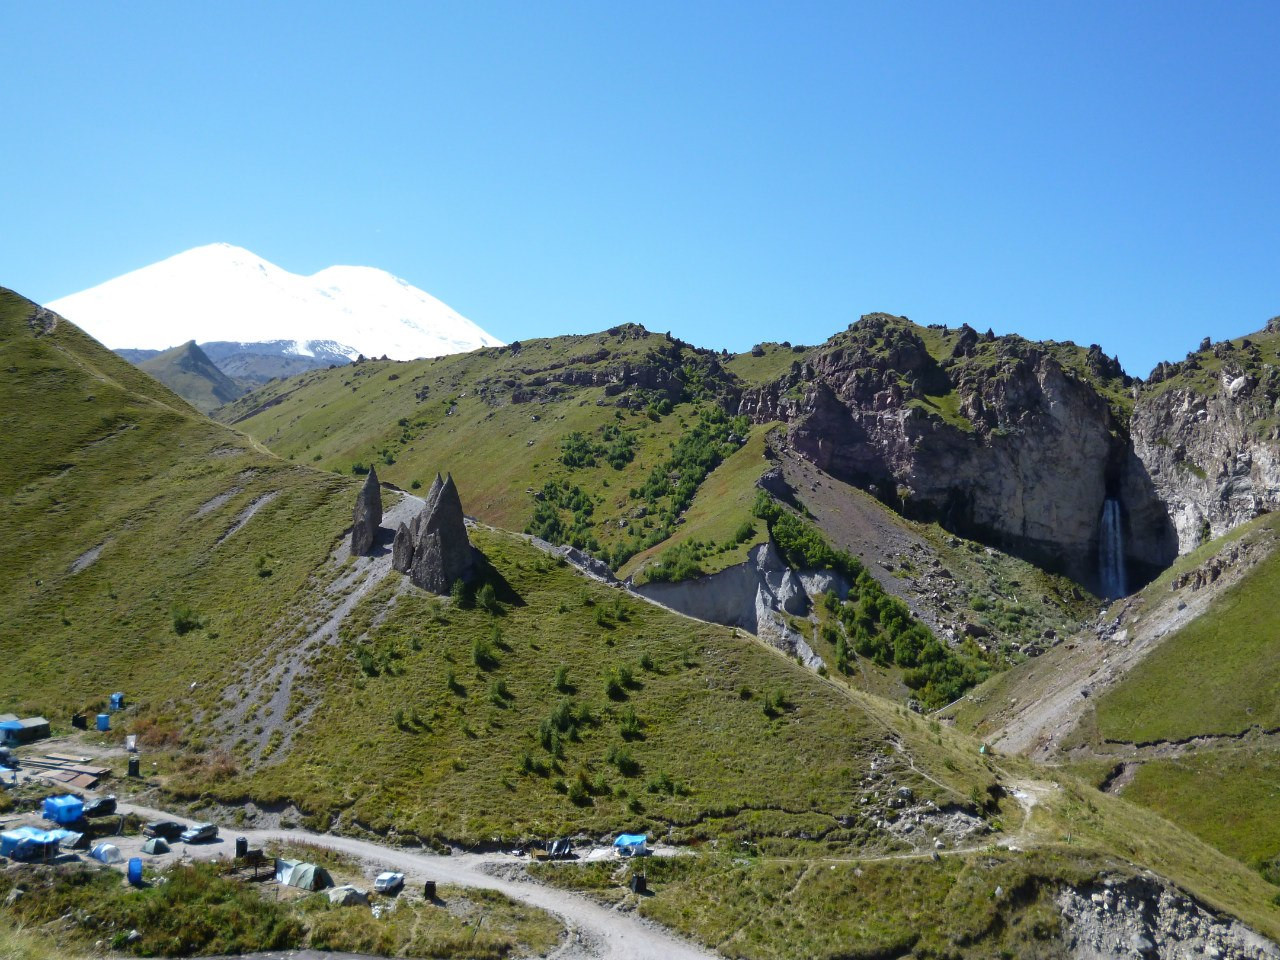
[350, 467, 383, 556]
[1132, 374, 1280, 555]
[394, 473, 475, 593]
[632, 542, 829, 670]
[1057, 876, 1278, 959]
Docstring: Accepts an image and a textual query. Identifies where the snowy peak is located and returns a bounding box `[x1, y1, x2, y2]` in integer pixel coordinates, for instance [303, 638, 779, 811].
[46, 243, 503, 361]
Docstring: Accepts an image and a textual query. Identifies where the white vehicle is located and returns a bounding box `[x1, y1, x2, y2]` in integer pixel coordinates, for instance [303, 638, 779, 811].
[373, 871, 405, 894]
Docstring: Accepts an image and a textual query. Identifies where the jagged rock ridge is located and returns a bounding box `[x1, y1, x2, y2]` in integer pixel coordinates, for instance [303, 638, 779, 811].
[393, 473, 476, 592]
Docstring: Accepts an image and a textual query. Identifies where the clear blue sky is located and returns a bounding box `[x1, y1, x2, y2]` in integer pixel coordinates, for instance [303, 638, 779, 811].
[3, 1, 1278, 376]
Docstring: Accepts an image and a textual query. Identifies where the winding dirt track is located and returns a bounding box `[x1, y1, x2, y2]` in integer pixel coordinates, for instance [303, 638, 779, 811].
[114, 801, 714, 960]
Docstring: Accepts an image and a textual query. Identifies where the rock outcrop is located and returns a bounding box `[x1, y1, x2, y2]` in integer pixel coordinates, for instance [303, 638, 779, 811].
[632, 542, 828, 669]
[1057, 875, 1278, 959]
[350, 467, 383, 556]
[1132, 365, 1280, 555]
[737, 314, 1178, 591]
[393, 473, 475, 593]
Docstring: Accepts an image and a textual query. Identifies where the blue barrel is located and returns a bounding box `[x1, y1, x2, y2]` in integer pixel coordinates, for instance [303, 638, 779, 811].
[127, 857, 143, 885]
[109, 693, 125, 711]
[96, 713, 110, 731]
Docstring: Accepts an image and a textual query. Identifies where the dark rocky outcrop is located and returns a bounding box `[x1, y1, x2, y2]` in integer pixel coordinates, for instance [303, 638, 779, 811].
[737, 314, 1178, 592]
[350, 467, 383, 556]
[393, 473, 475, 593]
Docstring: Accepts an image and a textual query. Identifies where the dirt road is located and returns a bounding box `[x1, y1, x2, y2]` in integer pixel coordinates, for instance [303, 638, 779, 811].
[112, 801, 714, 960]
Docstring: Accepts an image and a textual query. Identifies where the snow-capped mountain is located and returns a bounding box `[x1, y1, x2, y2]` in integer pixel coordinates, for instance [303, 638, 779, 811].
[47, 243, 504, 361]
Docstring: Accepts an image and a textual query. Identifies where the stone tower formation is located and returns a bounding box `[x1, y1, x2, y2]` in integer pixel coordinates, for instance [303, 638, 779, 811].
[393, 473, 476, 593]
[349, 466, 383, 556]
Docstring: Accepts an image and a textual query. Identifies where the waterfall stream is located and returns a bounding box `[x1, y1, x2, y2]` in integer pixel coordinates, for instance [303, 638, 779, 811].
[1099, 498, 1127, 598]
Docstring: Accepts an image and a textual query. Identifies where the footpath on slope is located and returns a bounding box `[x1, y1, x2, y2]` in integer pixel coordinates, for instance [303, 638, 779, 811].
[985, 527, 1273, 759]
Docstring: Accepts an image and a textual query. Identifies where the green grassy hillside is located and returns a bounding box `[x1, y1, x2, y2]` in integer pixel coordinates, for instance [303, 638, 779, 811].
[181, 527, 997, 847]
[218, 326, 767, 575]
[1094, 516, 1280, 744]
[5, 287, 1280, 955]
[0, 287, 353, 723]
[137, 339, 247, 413]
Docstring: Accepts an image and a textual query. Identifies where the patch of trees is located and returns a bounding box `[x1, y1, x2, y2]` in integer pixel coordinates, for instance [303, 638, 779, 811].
[560, 424, 636, 469]
[524, 481, 600, 552]
[755, 492, 992, 709]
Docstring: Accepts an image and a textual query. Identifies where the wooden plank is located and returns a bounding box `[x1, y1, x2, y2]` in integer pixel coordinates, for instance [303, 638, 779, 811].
[68, 774, 99, 789]
[44, 753, 92, 764]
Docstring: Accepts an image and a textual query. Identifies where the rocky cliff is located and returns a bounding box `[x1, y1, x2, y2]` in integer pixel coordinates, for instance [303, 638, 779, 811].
[1132, 323, 1280, 554]
[738, 314, 1178, 593]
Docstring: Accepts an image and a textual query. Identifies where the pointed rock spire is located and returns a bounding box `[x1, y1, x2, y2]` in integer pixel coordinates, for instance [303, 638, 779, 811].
[393, 471, 475, 592]
[350, 466, 383, 556]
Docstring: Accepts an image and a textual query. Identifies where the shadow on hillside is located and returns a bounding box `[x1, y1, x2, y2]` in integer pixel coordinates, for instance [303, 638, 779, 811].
[473, 551, 525, 609]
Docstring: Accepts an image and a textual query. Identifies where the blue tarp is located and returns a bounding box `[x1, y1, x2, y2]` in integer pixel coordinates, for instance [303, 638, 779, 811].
[613, 833, 647, 852]
[1, 827, 61, 861]
[43, 794, 83, 824]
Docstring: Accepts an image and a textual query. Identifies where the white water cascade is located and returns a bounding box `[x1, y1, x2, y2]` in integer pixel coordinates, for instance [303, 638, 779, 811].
[1099, 498, 1128, 598]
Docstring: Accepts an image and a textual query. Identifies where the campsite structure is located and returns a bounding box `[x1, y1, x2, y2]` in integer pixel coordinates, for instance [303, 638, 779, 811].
[274, 858, 333, 891]
[614, 833, 648, 857]
[0, 827, 66, 862]
[0, 714, 50, 747]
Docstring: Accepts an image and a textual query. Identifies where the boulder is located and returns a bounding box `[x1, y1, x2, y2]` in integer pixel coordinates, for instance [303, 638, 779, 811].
[350, 467, 383, 556]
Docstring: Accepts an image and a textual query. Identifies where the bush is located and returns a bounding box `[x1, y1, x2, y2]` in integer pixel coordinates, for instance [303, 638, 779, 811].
[606, 744, 640, 776]
[171, 603, 204, 635]
[472, 636, 498, 670]
[477, 582, 500, 614]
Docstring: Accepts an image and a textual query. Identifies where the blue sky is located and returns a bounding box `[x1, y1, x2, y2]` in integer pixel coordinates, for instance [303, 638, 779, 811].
[3, 1, 1278, 375]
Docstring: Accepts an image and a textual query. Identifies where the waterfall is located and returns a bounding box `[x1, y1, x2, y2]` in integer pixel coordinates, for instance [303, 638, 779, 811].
[1099, 498, 1127, 598]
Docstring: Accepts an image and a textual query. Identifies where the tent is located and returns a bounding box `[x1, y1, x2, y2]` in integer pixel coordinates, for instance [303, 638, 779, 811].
[274, 858, 333, 891]
[43, 794, 84, 824]
[0, 827, 61, 862]
[141, 837, 169, 855]
[90, 841, 124, 864]
[613, 833, 648, 856]
[327, 884, 370, 906]
[45, 828, 85, 849]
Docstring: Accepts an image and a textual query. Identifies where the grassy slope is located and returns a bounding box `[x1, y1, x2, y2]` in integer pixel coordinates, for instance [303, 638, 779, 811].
[0, 858, 560, 960]
[619, 425, 775, 580]
[218, 330, 717, 561]
[1124, 749, 1280, 870]
[529, 757, 1280, 960]
[952, 512, 1280, 882]
[0, 287, 353, 724]
[723, 342, 809, 385]
[1094, 517, 1280, 744]
[137, 340, 247, 413]
[229, 528, 993, 846]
